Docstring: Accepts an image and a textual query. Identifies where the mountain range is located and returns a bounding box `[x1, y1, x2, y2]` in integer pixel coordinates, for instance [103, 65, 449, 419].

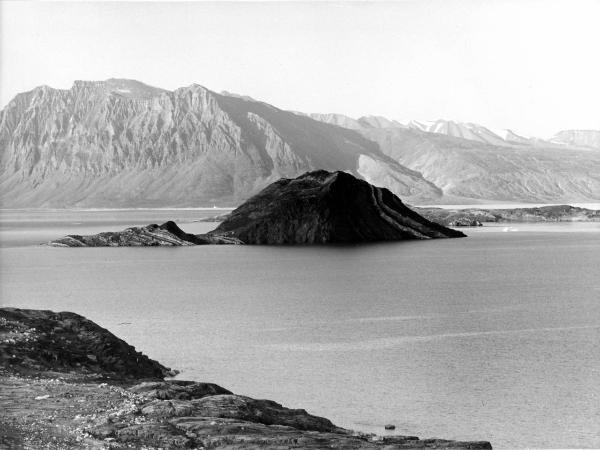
[1, 78, 599, 208]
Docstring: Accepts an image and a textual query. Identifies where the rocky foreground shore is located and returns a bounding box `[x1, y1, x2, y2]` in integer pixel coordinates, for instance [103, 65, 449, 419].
[0, 308, 492, 449]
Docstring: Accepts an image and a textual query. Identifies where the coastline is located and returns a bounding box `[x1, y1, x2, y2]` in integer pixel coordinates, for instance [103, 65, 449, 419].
[1, 307, 493, 449]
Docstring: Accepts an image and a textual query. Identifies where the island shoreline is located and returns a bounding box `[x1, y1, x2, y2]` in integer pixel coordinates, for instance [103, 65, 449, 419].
[1, 307, 492, 449]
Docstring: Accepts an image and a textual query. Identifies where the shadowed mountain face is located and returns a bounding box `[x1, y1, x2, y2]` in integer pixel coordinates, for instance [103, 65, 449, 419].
[0, 79, 440, 207]
[209, 170, 464, 244]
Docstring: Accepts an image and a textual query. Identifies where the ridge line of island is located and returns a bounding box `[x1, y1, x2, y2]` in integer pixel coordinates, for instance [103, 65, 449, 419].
[46, 171, 598, 248]
[46, 170, 466, 247]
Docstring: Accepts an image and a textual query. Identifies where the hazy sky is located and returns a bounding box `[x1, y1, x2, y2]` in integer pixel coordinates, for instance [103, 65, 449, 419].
[1, 0, 599, 137]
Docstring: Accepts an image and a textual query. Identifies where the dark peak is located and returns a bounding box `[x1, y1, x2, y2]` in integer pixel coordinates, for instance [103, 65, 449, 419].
[158, 220, 185, 235]
[294, 170, 372, 192]
[210, 170, 464, 244]
[296, 169, 342, 182]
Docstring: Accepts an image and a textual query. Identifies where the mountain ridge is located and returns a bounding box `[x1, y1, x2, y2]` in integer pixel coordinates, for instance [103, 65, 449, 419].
[0, 79, 440, 207]
[2, 79, 599, 207]
[304, 113, 600, 203]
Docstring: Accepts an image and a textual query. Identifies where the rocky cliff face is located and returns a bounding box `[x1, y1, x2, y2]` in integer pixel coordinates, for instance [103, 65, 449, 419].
[209, 170, 464, 244]
[0, 79, 440, 207]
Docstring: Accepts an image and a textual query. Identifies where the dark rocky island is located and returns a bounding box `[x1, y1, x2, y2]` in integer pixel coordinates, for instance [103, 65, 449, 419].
[206, 170, 464, 243]
[1, 307, 492, 449]
[47, 171, 464, 247]
[48, 221, 242, 247]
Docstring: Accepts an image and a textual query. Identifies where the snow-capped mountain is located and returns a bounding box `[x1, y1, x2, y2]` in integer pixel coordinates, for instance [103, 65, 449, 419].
[304, 112, 600, 203]
[405, 120, 509, 146]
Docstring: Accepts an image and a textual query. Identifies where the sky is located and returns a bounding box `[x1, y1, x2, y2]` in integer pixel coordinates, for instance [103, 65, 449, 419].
[1, 0, 599, 138]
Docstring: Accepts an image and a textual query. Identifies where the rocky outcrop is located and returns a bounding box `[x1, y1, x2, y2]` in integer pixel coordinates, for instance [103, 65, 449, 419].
[0, 307, 493, 449]
[129, 380, 233, 400]
[47, 172, 463, 246]
[208, 170, 464, 244]
[47, 221, 242, 247]
[417, 204, 600, 226]
[0, 79, 440, 208]
[448, 218, 483, 227]
[0, 308, 172, 379]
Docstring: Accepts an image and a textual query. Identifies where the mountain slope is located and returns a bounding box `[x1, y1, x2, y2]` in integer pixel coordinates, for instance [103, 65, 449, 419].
[0, 79, 440, 208]
[307, 113, 600, 203]
[360, 126, 600, 203]
[551, 130, 600, 149]
[406, 120, 509, 146]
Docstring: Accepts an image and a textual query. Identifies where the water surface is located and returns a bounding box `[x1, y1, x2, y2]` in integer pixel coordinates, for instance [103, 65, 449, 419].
[1, 211, 598, 449]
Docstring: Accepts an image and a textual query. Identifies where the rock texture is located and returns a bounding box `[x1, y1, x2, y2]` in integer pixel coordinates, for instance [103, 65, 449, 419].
[417, 204, 600, 226]
[307, 113, 600, 203]
[2, 78, 599, 207]
[47, 171, 463, 246]
[363, 127, 600, 203]
[208, 170, 464, 244]
[0, 307, 493, 449]
[0, 308, 172, 380]
[0, 79, 440, 208]
[47, 221, 241, 247]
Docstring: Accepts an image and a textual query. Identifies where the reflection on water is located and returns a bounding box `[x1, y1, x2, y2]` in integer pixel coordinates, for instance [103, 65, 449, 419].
[1, 210, 599, 449]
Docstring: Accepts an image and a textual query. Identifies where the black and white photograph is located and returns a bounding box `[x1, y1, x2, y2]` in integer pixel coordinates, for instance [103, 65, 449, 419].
[0, 1, 599, 448]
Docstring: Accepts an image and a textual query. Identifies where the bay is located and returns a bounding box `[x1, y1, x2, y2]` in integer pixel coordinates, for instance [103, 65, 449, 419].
[1, 210, 599, 449]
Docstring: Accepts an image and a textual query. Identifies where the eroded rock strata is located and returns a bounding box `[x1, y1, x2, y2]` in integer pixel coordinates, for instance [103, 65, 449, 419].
[48, 221, 242, 247]
[0, 79, 440, 208]
[207, 170, 465, 244]
[0, 307, 492, 449]
[47, 171, 464, 246]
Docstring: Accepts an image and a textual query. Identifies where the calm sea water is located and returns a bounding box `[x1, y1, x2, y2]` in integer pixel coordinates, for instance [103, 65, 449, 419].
[1, 210, 599, 449]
